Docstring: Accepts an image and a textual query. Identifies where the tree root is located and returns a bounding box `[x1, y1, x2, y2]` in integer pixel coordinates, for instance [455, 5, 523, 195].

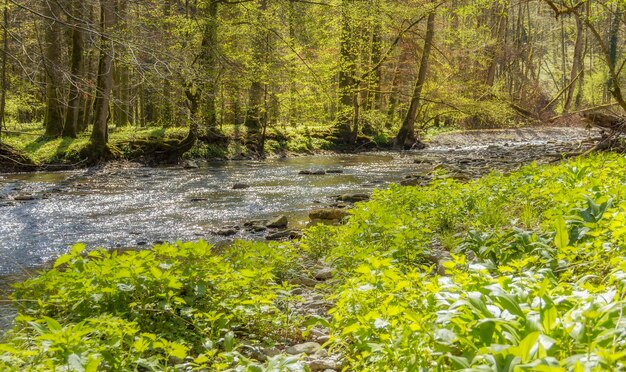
[115, 136, 196, 164]
[0, 143, 38, 172]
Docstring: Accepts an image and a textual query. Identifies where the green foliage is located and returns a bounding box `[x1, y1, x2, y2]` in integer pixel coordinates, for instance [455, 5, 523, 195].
[313, 153, 626, 370]
[1, 241, 302, 370]
[7, 154, 626, 370]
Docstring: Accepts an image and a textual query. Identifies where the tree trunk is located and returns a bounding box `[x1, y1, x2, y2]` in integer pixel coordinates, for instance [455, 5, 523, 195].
[394, 11, 435, 148]
[244, 0, 269, 153]
[334, 0, 357, 143]
[91, 0, 116, 154]
[607, 7, 621, 98]
[563, 13, 584, 112]
[63, 0, 85, 138]
[200, 0, 219, 132]
[43, 1, 64, 137]
[369, 1, 383, 112]
[0, 0, 8, 139]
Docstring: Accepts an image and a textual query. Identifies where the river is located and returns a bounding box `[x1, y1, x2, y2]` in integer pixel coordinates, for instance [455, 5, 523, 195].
[0, 127, 599, 332]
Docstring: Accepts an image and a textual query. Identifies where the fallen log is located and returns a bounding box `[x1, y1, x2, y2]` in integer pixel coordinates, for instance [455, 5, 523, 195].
[583, 112, 626, 132]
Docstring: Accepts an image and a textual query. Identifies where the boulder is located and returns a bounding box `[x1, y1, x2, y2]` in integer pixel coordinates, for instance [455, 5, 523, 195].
[244, 220, 267, 227]
[290, 230, 303, 239]
[251, 225, 267, 232]
[309, 208, 350, 221]
[266, 215, 288, 229]
[336, 193, 369, 203]
[400, 175, 431, 187]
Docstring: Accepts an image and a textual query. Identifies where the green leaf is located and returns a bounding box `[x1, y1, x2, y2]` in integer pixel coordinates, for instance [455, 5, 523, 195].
[117, 283, 135, 292]
[168, 342, 188, 359]
[510, 331, 540, 362]
[494, 292, 524, 318]
[85, 356, 101, 372]
[224, 331, 234, 352]
[541, 304, 558, 332]
[53, 254, 72, 268]
[447, 354, 470, 368]
[70, 243, 86, 256]
[43, 317, 62, 332]
[67, 353, 85, 372]
[554, 217, 569, 249]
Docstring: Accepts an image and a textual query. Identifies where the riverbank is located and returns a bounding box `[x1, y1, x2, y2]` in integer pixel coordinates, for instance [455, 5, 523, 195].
[0, 123, 601, 174]
[1, 123, 392, 172]
[2, 152, 626, 370]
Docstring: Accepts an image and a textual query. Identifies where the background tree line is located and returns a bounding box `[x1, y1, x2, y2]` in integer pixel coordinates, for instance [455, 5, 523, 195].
[0, 0, 624, 158]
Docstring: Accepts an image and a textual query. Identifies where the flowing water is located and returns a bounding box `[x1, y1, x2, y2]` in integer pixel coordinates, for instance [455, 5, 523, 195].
[0, 127, 600, 332]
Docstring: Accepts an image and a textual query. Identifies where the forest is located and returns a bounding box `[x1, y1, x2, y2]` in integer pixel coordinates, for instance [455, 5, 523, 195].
[0, 0, 623, 166]
[3, 0, 626, 371]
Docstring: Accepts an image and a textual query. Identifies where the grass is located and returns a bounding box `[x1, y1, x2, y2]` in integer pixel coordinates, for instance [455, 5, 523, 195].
[2, 122, 387, 165]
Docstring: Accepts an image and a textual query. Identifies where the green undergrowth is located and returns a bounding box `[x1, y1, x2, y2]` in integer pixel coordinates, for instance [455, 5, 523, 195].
[4, 153, 626, 370]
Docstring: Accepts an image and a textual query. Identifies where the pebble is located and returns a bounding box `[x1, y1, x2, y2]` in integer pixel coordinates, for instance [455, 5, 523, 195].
[13, 194, 35, 201]
[291, 276, 318, 287]
[314, 268, 334, 281]
[216, 228, 238, 237]
[308, 359, 339, 372]
[300, 170, 326, 175]
[285, 342, 321, 355]
[182, 160, 199, 169]
[232, 183, 250, 190]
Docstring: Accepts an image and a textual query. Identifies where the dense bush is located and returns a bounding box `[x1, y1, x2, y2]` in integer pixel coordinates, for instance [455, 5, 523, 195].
[0, 241, 303, 370]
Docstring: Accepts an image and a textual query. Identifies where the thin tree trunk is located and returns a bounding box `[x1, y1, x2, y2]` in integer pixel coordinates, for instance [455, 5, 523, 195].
[334, 0, 357, 143]
[485, 4, 505, 87]
[394, 11, 435, 148]
[91, 0, 116, 154]
[563, 13, 584, 112]
[43, 0, 64, 137]
[244, 0, 269, 153]
[0, 0, 8, 138]
[200, 0, 219, 132]
[63, 0, 84, 138]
